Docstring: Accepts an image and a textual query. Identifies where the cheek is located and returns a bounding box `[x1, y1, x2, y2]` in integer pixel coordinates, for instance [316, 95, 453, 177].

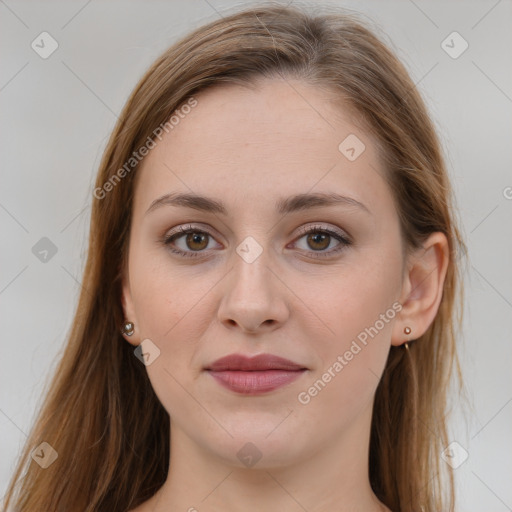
[128, 250, 216, 416]
[300, 242, 401, 340]
[129, 241, 196, 336]
[129, 244, 223, 377]
[294, 243, 402, 401]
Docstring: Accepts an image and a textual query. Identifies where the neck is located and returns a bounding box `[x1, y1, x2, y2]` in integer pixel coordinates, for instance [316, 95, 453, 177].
[145, 399, 389, 512]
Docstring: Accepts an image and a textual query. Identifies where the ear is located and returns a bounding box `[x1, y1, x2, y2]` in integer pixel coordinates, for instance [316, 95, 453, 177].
[121, 269, 140, 347]
[391, 232, 449, 347]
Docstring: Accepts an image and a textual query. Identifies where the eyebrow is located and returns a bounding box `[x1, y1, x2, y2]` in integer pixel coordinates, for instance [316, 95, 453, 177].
[145, 191, 371, 216]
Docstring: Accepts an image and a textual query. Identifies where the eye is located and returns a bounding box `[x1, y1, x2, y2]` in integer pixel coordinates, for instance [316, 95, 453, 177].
[162, 223, 352, 259]
[162, 224, 220, 258]
[290, 224, 352, 259]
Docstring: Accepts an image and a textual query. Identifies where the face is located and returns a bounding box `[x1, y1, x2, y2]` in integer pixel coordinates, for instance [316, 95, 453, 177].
[122, 78, 405, 468]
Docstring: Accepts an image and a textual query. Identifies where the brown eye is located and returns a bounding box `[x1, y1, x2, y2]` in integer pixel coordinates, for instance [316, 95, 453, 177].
[305, 232, 331, 251]
[184, 232, 209, 251]
[292, 225, 352, 259]
[163, 226, 220, 258]
[163, 223, 352, 260]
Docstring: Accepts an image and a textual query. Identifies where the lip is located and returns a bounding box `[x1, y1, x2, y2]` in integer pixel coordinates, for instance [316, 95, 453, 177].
[206, 353, 306, 371]
[204, 354, 307, 395]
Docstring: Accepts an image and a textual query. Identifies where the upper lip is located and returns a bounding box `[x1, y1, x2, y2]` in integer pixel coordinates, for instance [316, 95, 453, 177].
[205, 353, 306, 371]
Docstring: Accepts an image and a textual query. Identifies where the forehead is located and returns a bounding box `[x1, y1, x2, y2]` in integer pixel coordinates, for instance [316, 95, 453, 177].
[133, 78, 392, 218]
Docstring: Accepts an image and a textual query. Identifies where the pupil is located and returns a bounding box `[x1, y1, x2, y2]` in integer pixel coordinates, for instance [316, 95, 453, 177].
[309, 233, 329, 250]
[187, 232, 207, 250]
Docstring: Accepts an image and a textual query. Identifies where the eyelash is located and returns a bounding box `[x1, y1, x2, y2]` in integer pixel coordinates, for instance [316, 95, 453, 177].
[162, 223, 352, 260]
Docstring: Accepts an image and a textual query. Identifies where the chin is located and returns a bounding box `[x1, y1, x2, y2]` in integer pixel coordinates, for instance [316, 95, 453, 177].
[195, 421, 312, 470]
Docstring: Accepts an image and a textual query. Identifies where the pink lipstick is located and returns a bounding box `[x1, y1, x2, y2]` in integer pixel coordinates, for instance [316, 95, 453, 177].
[204, 353, 307, 395]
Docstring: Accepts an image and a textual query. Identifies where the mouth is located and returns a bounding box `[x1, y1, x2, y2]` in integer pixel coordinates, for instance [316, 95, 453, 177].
[204, 353, 308, 395]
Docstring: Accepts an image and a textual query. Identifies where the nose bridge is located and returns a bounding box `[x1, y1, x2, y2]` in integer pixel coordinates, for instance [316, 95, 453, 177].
[217, 235, 288, 331]
[229, 235, 276, 302]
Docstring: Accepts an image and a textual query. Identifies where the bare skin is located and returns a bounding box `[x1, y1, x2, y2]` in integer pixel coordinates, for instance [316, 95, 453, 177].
[122, 78, 448, 512]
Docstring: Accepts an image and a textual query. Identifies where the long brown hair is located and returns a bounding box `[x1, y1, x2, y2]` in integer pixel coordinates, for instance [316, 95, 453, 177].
[3, 3, 467, 511]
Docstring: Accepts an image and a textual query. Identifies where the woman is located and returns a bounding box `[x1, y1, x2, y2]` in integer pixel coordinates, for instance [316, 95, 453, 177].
[3, 3, 466, 511]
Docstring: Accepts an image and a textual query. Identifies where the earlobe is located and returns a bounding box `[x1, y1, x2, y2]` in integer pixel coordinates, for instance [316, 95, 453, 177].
[391, 232, 449, 347]
[121, 277, 139, 345]
[121, 321, 135, 337]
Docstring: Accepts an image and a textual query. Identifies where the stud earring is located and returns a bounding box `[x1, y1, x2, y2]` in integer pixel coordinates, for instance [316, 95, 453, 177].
[403, 326, 411, 350]
[121, 321, 134, 336]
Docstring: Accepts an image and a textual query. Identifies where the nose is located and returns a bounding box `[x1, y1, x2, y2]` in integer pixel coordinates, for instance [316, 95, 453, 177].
[217, 249, 290, 334]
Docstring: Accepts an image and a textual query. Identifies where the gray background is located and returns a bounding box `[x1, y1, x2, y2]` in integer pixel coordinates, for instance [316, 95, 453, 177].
[1, 0, 511, 509]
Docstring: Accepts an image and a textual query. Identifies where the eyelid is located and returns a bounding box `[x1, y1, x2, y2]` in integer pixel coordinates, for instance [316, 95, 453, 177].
[165, 222, 222, 241]
[165, 222, 350, 242]
[162, 222, 352, 259]
[294, 223, 352, 243]
[163, 223, 223, 248]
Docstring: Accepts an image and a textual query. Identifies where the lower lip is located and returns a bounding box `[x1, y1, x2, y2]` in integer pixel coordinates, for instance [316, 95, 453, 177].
[206, 369, 306, 394]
